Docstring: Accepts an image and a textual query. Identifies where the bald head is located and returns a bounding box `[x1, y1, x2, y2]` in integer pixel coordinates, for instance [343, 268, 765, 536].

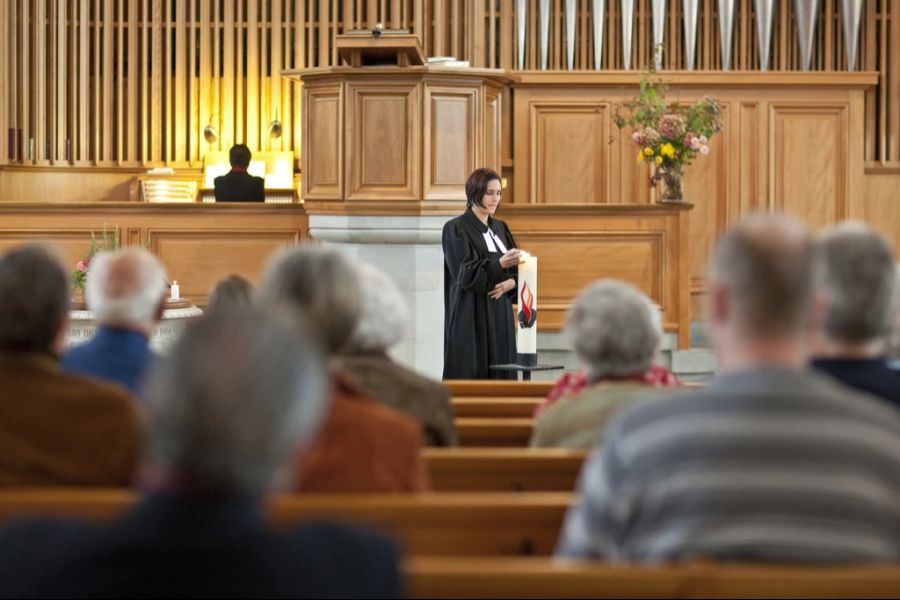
[86, 248, 168, 328]
[710, 214, 817, 339]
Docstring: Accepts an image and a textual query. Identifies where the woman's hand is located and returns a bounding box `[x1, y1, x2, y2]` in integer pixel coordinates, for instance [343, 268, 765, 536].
[488, 278, 516, 300]
[499, 249, 522, 269]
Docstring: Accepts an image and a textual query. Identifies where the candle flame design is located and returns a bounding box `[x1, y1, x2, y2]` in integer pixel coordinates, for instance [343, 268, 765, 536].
[518, 281, 537, 329]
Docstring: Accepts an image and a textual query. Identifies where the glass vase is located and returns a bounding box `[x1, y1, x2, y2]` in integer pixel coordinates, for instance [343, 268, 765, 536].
[660, 166, 684, 202]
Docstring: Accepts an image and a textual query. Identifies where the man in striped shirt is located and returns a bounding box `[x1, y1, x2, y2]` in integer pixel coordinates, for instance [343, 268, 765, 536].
[557, 214, 900, 563]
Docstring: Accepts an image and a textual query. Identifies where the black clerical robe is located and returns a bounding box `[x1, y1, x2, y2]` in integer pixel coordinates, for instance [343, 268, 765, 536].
[442, 208, 518, 380]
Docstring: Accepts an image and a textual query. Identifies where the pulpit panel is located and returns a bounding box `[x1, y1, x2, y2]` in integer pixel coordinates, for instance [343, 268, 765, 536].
[346, 82, 421, 201]
[424, 86, 478, 201]
[303, 84, 343, 200]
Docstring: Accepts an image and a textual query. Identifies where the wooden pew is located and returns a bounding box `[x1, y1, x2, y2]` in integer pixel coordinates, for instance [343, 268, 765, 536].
[452, 396, 541, 418]
[424, 448, 587, 491]
[455, 417, 534, 446]
[0, 490, 571, 556]
[404, 557, 900, 598]
[446, 380, 555, 398]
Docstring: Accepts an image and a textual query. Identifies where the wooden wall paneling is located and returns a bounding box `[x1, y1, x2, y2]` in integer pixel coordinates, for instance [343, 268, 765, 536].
[682, 103, 729, 297]
[484, 85, 502, 174]
[34, 0, 46, 164]
[93, 0, 101, 163]
[0, 229, 95, 266]
[434, 0, 445, 56]
[128, 0, 139, 163]
[104, 0, 115, 164]
[223, 0, 236, 150]
[151, 0, 162, 163]
[188, 0, 198, 164]
[236, 0, 245, 145]
[528, 101, 609, 204]
[423, 85, 479, 201]
[294, 0, 305, 160]
[80, 0, 91, 165]
[260, 0, 269, 151]
[0, 0, 7, 165]
[318, 0, 330, 69]
[500, 0, 512, 69]
[890, 2, 900, 164]
[150, 229, 301, 303]
[19, 0, 30, 163]
[247, 0, 260, 149]
[200, 0, 212, 161]
[272, 0, 284, 151]
[770, 103, 850, 229]
[117, 0, 126, 164]
[345, 82, 421, 201]
[49, 0, 72, 164]
[140, 0, 149, 163]
[302, 83, 343, 200]
[737, 102, 762, 214]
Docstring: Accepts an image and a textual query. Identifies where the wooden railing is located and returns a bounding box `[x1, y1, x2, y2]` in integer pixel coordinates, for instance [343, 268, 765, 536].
[0, 1, 897, 170]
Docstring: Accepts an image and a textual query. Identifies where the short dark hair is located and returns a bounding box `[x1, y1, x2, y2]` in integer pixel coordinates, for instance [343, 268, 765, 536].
[465, 168, 501, 208]
[0, 244, 70, 353]
[207, 274, 255, 314]
[229, 144, 252, 168]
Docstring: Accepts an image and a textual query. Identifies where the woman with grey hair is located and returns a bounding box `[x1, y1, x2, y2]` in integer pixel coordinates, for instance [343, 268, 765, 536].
[262, 245, 428, 492]
[339, 261, 456, 446]
[530, 279, 678, 448]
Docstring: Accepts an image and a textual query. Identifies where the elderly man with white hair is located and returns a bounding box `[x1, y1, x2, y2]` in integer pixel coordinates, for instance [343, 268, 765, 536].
[339, 261, 456, 446]
[62, 247, 167, 395]
[530, 279, 675, 449]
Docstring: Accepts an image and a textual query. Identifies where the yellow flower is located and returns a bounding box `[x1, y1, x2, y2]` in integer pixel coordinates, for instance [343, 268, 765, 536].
[643, 147, 654, 156]
[637, 151, 644, 163]
[655, 156, 663, 164]
[661, 143, 676, 158]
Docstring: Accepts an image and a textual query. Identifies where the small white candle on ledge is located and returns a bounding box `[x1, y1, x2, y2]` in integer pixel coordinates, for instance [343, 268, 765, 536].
[170, 280, 180, 300]
[516, 251, 538, 366]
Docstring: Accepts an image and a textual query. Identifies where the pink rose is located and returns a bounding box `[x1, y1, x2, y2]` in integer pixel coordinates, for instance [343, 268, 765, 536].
[631, 131, 642, 145]
[699, 135, 708, 145]
[690, 137, 701, 150]
[699, 145, 710, 155]
[76, 257, 91, 273]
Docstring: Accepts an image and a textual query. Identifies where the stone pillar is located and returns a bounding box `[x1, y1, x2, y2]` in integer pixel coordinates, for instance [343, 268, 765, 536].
[309, 213, 452, 379]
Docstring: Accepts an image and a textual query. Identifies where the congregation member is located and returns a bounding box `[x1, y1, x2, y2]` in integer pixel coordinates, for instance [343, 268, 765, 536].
[263, 246, 429, 492]
[338, 261, 456, 447]
[213, 144, 265, 202]
[530, 279, 676, 449]
[0, 244, 139, 486]
[206, 273, 255, 314]
[810, 221, 900, 408]
[0, 308, 403, 598]
[62, 248, 167, 396]
[557, 214, 900, 562]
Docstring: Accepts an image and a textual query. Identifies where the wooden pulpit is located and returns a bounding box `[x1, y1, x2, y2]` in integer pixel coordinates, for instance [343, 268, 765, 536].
[282, 50, 508, 213]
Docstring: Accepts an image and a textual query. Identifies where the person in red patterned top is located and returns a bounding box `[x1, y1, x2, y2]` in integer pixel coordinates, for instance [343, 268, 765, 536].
[536, 364, 682, 417]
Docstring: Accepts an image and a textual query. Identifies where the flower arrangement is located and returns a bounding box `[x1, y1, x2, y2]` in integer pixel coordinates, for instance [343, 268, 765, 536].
[614, 51, 724, 201]
[71, 224, 121, 292]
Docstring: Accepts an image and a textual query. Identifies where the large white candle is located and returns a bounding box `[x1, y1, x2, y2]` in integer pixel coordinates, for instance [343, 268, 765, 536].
[516, 251, 538, 364]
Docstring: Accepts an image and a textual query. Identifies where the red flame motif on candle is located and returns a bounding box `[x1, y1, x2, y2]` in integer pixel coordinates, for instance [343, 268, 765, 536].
[518, 281, 537, 329]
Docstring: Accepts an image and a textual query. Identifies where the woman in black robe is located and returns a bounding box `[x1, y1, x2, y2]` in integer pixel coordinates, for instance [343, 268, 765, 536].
[442, 168, 522, 380]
